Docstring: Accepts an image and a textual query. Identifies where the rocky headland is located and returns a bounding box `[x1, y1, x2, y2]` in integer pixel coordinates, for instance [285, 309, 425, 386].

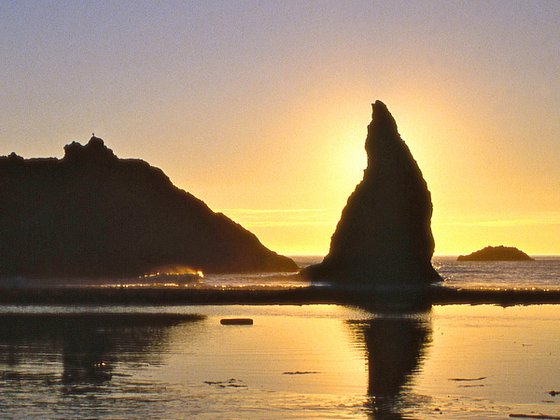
[302, 101, 441, 285]
[0, 137, 297, 279]
[457, 246, 534, 261]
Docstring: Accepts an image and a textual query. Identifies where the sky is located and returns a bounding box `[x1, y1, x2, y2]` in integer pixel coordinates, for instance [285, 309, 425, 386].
[1, 1, 559, 256]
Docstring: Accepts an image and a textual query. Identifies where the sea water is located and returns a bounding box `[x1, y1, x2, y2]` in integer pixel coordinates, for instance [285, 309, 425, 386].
[141, 255, 560, 290]
[1, 258, 560, 418]
[434, 256, 560, 290]
[30, 255, 559, 291]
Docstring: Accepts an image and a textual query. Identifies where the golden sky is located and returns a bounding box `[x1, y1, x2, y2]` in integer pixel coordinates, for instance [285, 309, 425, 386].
[2, 1, 559, 255]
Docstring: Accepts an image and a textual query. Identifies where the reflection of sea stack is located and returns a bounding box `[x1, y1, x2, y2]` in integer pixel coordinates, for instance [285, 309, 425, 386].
[347, 315, 431, 417]
[0, 137, 297, 278]
[363, 317, 430, 397]
[303, 101, 440, 285]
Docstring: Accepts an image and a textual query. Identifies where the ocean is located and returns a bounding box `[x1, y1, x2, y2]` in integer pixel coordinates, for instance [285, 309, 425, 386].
[0, 257, 559, 418]
[20, 255, 558, 291]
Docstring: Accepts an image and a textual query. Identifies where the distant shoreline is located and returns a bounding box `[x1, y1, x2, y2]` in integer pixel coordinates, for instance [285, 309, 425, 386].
[1, 285, 560, 307]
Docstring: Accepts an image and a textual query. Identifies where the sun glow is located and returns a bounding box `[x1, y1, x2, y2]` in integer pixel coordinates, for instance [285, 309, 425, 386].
[3, 2, 559, 257]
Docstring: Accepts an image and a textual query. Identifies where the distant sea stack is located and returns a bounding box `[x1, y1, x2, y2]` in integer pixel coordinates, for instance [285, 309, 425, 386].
[458, 246, 534, 261]
[302, 101, 441, 285]
[0, 137, 297, 279]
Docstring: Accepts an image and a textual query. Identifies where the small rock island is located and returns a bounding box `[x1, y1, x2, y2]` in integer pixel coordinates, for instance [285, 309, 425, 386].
[458, 246, 534, 261]
[0, 137, 297, 279]
[302, 101, 441, 285]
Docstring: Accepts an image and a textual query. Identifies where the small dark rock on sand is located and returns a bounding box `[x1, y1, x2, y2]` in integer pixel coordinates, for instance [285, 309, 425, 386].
[448, 376, 487, 382]
[220, 318, 254, 325]
[282, 371, 320, 375]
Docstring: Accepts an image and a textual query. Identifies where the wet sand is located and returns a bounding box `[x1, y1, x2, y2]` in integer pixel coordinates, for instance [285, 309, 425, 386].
[1, 284, 560, 306]
[0, 304, 559, 418]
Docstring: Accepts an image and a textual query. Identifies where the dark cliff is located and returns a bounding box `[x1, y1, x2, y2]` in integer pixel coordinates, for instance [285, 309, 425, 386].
[303, 101, 441, 285]
[0, 137, 297, 278]
[458, 246, 534, 261]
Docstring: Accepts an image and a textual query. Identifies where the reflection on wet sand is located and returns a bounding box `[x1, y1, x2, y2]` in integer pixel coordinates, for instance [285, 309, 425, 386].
[348, 309, 432, 419]
[0, 313, 204, 389]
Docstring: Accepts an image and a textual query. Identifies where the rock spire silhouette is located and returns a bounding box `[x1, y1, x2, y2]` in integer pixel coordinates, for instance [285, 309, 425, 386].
[303, 101, 441, 285]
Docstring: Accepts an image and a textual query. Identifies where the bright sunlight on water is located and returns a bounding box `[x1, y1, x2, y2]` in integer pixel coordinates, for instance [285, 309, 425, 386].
[0, 304, 559, 418]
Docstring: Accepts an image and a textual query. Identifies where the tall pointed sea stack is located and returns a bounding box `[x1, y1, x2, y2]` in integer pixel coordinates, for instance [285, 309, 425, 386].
[303, 101, 440, 285]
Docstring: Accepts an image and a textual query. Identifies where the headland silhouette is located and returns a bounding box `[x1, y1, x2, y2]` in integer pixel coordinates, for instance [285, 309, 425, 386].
[0, 137, 297, 279]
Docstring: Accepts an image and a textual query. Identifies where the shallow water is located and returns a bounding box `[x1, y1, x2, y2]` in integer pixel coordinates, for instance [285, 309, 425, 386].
[1, 304, 559, 418]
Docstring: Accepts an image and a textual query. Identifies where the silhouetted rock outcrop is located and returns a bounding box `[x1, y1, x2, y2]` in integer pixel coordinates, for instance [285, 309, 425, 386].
[303, 101, 440, 285]
[0, 137, 297, 279]
[458, 245, 534, 261]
